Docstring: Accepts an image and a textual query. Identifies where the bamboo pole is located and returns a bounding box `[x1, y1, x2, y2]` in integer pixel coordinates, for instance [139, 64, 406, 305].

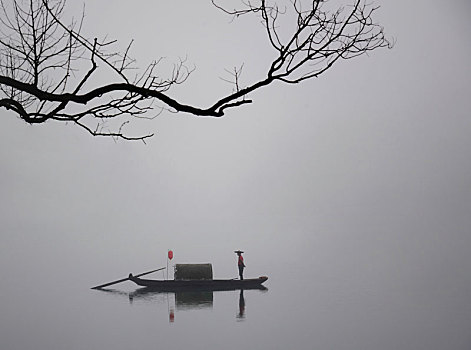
[91, 267, 165, 289]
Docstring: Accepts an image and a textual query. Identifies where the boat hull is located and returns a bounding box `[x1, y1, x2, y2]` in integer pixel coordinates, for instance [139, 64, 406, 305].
[128, 274, 268, 292]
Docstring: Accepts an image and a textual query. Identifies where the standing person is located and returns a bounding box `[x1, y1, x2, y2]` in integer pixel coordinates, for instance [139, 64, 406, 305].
[235, 250, 245, 280]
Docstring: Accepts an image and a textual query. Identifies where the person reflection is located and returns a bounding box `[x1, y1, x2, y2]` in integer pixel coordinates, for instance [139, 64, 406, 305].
[237, 289, 245, 320]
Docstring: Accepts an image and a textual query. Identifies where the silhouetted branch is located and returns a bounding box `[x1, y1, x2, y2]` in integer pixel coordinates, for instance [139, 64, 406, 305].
[0, 0, 392, 141]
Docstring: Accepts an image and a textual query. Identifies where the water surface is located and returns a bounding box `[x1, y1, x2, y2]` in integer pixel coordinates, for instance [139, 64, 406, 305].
[1, 235, 470, 350]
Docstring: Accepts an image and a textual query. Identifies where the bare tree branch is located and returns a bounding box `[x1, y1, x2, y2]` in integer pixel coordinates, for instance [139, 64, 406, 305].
[0, 0, 392, 141]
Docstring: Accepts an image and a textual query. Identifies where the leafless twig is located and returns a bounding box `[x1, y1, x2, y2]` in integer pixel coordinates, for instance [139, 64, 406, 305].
[0, 0, 392, 141]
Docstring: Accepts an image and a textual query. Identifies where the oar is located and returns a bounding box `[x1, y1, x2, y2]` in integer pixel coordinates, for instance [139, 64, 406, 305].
[91, 267, 165, 289]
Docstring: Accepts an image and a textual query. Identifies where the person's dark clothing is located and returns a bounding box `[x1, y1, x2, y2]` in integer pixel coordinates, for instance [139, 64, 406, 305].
[238, 255, 245, 280]
[238, 265, 244, 280]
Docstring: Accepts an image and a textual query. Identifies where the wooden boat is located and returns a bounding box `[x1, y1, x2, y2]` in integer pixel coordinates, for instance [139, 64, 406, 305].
[128, 273, 268, 292]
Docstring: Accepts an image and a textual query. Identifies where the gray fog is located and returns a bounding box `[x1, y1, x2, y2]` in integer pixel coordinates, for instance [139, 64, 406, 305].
[1, 1, 470, 349]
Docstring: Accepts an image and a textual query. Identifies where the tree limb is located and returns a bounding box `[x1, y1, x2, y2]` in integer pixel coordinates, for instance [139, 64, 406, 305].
[0, 0, 392, 141]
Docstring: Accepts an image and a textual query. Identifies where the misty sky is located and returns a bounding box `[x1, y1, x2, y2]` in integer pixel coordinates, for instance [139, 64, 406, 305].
[1, 0, 470, 292]
[1, 2, 471, 349]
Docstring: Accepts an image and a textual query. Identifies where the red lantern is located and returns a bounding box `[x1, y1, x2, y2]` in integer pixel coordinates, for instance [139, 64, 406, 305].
[168, 250, 173, 260]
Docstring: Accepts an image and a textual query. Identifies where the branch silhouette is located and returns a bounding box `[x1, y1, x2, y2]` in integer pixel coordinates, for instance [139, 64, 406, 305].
[0, 0, 392, 141]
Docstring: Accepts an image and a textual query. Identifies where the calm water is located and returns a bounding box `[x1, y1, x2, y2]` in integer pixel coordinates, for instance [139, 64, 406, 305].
[1, 247, 471, 350]
[1, 222, 471, 350]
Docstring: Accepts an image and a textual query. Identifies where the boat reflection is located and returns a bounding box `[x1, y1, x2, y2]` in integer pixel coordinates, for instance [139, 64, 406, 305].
[97, 286, 267, 322]
[130, 288, 215, 310]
